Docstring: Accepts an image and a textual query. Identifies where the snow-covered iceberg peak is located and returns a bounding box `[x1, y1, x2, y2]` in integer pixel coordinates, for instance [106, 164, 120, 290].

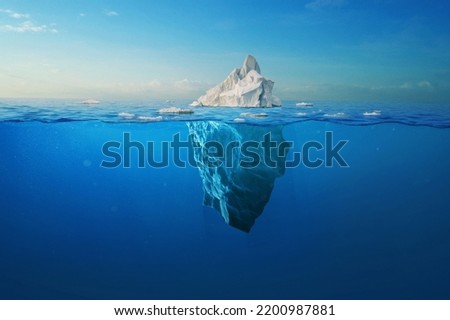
[191, 55, 281, 108]
[239, 54, 261, 77]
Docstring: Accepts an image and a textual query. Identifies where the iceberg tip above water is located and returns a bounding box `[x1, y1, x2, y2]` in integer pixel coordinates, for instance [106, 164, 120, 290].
[191, 55, 281, 108]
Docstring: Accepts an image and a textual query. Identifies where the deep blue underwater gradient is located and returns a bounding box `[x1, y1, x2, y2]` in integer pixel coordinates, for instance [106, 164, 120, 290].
[0, 119, 450, 299]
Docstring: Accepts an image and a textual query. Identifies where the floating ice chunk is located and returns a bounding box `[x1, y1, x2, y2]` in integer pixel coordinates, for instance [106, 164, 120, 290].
[137, 115, 162, 122]
[189, 101, 201, 107]
[233, 118, 246, 122]
[296, 112, 308, 116]
[240, 112, 268, 118]
[296, 102, 313, 107]
[118, 112, 135, 119]
[272, 95, 282, 107]
[324, 112, 345, 117]
[158, 107, 194, 114]
[363, 110, 381, 116]
[191, 55, 281, 107]
[80, 99, 100, 104]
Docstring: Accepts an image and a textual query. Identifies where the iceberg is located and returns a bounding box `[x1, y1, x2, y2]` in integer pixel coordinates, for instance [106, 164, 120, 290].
[187, 121, 289, 232]
[192, 55, 281, 107]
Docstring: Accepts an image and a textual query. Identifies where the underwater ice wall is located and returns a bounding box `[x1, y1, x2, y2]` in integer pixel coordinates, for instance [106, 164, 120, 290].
[187, 121, 288, 232]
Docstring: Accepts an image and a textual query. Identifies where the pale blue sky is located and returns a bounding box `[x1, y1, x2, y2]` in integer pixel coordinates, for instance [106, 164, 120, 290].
[1, 0, 450, 102]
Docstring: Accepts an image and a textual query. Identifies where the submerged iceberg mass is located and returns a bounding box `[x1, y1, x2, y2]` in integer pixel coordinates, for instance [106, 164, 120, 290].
[191, 55, 281, 108]
[187, 121, 288, 232]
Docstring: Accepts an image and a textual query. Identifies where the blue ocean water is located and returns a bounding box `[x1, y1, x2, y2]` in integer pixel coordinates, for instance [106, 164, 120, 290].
[0, 100, 449, 299]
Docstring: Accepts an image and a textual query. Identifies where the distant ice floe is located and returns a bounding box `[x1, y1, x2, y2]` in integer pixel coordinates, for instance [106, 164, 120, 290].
[118, 112, 162, 121]
[296, 102, 313, 107]
[239, 112, 268, 118]
[118, 112, 135, 119]
[296, 112, 308, 116]
[233, 118, 246, 123]
[158, 107, 194, 114]
[81, 99, 100, 104]
[363, 110, 381, 116]
[324, 112, 345, 118]
[137, 116, 162, 122]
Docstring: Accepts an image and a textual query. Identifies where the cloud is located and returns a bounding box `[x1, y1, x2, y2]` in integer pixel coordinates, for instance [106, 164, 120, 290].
[0, 21, 58, 33]
[361, 81, 440, 101]
[279, 79, 441, 102]
[175, 78, 190, 86]
[0, 9, 57, 33]
[418, 80, 432, 89]
[174, 78, 204, 91]
[96, 81, 163, 95]
[147, 80, 161, 88]
[399, 81, 433, 90]
[95, 79, 205, 97]
[305, 0, 348, 10]
[104, 10, 119, 17]
[0, 9, 30, 19]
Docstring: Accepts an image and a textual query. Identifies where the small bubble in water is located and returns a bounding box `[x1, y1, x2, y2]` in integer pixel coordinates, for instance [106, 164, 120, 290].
[83, 159, 92, 167]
